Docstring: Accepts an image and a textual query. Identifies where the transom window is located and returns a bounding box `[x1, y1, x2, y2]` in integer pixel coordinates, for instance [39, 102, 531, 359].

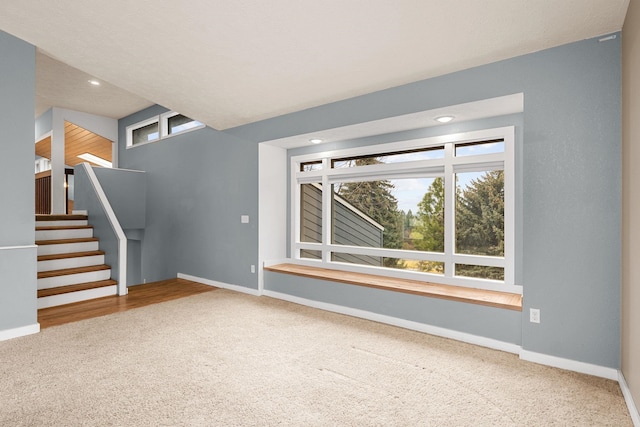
[291, 127, 516, 293]
[161, 112, 204, 138]
[126, 111, 204, 148]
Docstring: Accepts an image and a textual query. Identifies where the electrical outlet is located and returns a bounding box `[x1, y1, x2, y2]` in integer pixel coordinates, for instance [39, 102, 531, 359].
[529, 308, 540, 324]
[250, 265, 256, 274]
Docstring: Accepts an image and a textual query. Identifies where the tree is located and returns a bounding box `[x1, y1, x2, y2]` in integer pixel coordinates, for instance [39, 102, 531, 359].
[415, 177, 445, 252]
[413, 172, 505, 279]
[455, 170, 504, 280]
[404, 209, 414, 230]
[414, 177, 445, 273]
[456, 171, 504, 256]
[336, 158, 404, 268]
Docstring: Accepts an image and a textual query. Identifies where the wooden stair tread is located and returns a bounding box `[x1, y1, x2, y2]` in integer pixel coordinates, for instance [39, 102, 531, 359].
[36, 214, 88, 221]
[38, 264, 111, 279]
[38, 250, 105, 262]
[36, 237, 98, 245]
[36, 225, 93, 231]
[38, 280, 117, 298]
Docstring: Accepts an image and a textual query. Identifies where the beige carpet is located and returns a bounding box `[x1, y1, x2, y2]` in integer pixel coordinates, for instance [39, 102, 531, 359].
[0, 289, 632, 426]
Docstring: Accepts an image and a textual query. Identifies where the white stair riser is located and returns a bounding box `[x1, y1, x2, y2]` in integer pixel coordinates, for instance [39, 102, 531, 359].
[38, 254, 105, 272]
[38, 269, 111, 290]
[36, 228, 93, 240]
[37, 241, 99, 256]
[38, 285, 118, 309]
[36, 220, 88, 227]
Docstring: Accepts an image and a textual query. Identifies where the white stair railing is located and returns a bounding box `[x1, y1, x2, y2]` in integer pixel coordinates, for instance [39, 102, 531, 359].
[80, 163, 128, 296]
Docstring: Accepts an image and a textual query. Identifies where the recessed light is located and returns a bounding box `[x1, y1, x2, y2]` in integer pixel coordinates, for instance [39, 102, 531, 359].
[88, 79, 101, 86]
[435, 115, 454, 123]
[309, 138, 323, 144]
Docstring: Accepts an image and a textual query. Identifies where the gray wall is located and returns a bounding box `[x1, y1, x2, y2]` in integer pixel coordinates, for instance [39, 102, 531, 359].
[35, 108, 52, 140]
[74, 165, 147, 286]
[265, 270, 522, 343]
[92, 167, 146, 230]
[622, 0, 640, 410]
[0, 31, 37, 331]
[74, 165, 121, 283]
[229, 35, 622, 368]
[118, 105, 259, 289]
[93, 167, 146, 286]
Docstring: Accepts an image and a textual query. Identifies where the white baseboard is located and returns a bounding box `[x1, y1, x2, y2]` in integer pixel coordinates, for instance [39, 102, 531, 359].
[519, 349, 619, 380]
[262, 289, 521, 355]
[181, 276, 624, 385]
[177, 273, 261, 296]
[72, 210, 88, 215]
[265, 291, 626, 382]
[0, 323, 40, 342]
[619, 371, 640, 427]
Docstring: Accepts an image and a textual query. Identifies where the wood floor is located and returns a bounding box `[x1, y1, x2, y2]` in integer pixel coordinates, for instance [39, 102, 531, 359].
[38, 278, 217, 329]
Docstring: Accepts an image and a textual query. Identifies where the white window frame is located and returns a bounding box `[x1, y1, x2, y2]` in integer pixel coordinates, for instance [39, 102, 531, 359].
[126, 111, 204, 149]
[160, 111, 205, 139]
[290, 126, 518, 294]
[125, 116, 160, 148]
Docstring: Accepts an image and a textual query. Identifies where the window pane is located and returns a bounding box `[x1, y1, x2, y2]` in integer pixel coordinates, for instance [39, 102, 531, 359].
[331, 254, 444, 274]
[332, 177, 444, 253]
[456, 170, 504, 256]
[301, 161, 323, 172]
[401, 259, 444, 274]
[132, 122, 159, 145]
[456, 264, 504, 281]
[332, 147, 444, 168]
[455, 140, 504, 157]
[301, 250, 322, 260]
[331, 252, 383, 267]
[300, 183, 322, 243]
[168, 114, 202, 135]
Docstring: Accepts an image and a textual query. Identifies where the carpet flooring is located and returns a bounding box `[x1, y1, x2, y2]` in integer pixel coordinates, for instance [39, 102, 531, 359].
[0, 289, 632, 426]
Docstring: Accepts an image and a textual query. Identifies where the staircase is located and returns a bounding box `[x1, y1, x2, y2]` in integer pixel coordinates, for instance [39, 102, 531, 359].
[36, 214, 118, 309]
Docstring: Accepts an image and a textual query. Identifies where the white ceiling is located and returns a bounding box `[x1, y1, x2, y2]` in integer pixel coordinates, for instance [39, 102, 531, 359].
[36, 52, 152, 119]
[0, 1, 630, 130]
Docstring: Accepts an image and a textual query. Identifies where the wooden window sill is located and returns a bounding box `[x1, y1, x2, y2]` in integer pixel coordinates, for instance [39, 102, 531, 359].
[264, 263, 522, 311]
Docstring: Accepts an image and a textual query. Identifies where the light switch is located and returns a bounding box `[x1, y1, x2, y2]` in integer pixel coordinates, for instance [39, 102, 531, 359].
[241, 215, 249, 223]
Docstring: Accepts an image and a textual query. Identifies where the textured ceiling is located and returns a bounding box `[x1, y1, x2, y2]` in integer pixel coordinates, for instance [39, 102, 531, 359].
[36, 52, 152, 119]
[0, 1, 630, 129]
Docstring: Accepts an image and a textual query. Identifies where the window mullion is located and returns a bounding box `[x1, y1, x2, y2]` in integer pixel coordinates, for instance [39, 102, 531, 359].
[321, 158, 331, 263]
[503, 132, 516, 286]
[444, 143, 455, 278]
[291, 157, 301, 260]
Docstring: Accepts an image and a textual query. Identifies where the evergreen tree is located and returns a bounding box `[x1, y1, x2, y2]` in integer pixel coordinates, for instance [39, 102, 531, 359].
[336, 158, 404, 268]
[415, 177, 445, 253]
[456, 170, 504, 256]
[414, 177, 445, 273]
[414, 172, 505, 279]
[404, 209, 414, 230]
[455, 170, 504, 280]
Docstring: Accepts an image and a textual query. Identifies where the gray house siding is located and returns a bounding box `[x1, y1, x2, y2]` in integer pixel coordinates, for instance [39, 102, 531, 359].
[300, 183, 383, 266]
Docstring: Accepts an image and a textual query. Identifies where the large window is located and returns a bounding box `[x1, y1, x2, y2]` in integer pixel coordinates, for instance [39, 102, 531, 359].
[291, 127, 516, 292]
